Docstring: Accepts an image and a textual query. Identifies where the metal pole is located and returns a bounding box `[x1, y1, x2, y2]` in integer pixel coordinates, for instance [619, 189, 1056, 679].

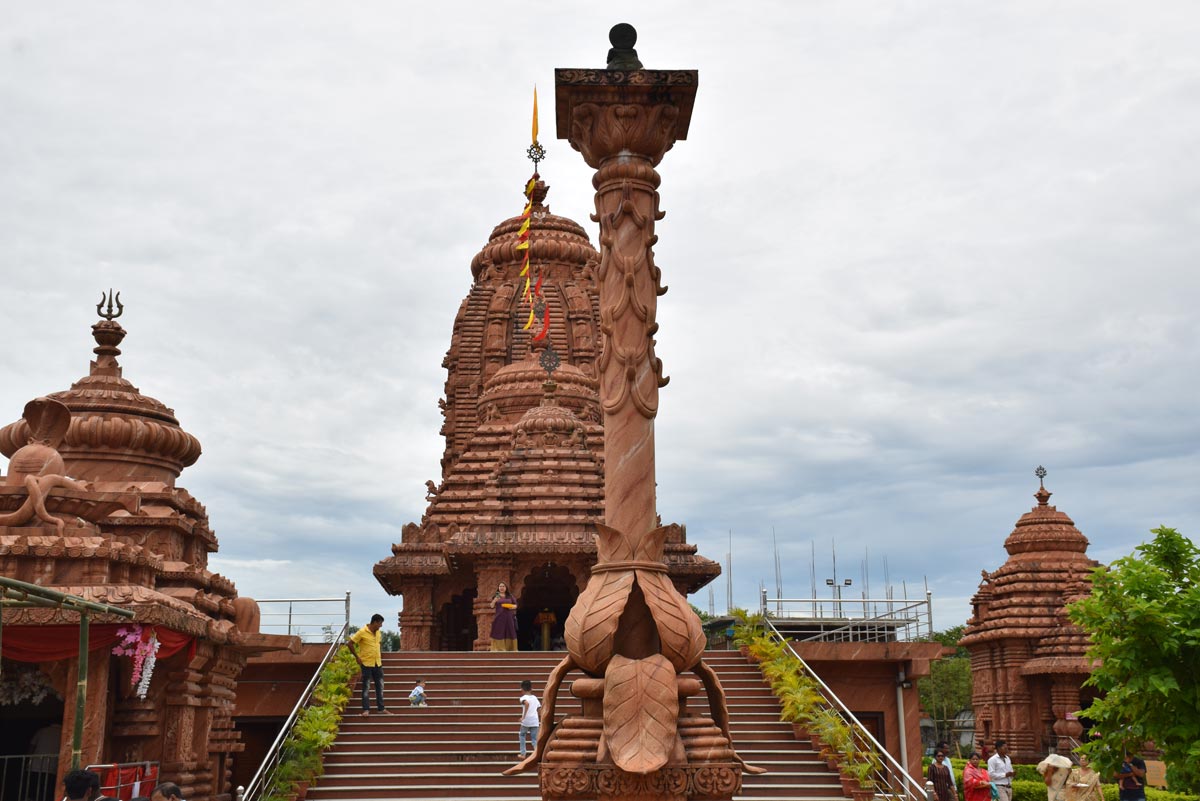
[73, 612, 90, 769]
[344, 591, 351, 631]
[925, 588, 934, 639]
[287, 601, 293, 636]
[759, 587, 767, 616]
[897, 667, 910, 778]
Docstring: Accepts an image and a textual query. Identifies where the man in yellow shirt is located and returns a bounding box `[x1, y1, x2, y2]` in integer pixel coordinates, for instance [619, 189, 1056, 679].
[347, 613, 390, 716]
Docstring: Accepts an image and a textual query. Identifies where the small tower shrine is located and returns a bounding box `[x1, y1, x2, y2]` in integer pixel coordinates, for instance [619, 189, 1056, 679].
[960, 467, 1099, 761]
[0, 295, 295, 800]
[373, 128, 720, 651]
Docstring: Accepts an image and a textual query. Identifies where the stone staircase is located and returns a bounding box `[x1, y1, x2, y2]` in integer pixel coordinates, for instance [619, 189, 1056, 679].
[307, 650, 851, 801]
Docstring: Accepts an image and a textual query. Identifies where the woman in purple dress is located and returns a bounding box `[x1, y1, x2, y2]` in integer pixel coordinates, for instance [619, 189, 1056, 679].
[490, 582, 518, 651]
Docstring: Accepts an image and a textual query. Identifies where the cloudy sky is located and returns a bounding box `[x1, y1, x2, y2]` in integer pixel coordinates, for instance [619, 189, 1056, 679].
[3, 2, 1198, 635]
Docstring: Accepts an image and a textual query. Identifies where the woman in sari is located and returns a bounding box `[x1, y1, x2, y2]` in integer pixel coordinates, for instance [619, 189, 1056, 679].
[928, 751, 955, 801]
[1067, 754, 1103, 801]
[489, 581, 519, 652]
[964, 752, 992, 801]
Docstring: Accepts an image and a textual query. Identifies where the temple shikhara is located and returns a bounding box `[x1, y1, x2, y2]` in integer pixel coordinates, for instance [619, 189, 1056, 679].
[960, 469, 1100, 762]
[0, 298, 295, 800]
[372, 173, 720, 651]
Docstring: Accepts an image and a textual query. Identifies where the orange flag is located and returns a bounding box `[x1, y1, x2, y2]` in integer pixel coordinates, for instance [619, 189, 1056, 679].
[532, 87, 539, 144]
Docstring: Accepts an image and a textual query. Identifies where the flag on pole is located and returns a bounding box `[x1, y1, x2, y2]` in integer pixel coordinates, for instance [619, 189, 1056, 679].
[532, 87, 539, 144]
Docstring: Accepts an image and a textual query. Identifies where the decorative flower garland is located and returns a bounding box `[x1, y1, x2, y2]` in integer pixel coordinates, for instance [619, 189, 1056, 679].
[134, 637, 160, 699]
[112, 624, 160, 698]
[0, 663, 61, 706]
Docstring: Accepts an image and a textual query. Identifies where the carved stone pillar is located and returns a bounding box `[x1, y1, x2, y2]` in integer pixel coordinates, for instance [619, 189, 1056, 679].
[1050, 676, 1084, 752]
[162, 642, 211, 799]
[399, 579, 435, 651]
[554, 63, 695, 537]
[503, 26, 750, 801]
[473, 560, 514, 651]
[205, 646, 246, 799]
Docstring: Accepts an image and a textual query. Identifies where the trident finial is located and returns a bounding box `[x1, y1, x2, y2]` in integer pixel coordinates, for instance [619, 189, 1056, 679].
[1035, 465, 1047, 488]
[97, 289, 124, 321]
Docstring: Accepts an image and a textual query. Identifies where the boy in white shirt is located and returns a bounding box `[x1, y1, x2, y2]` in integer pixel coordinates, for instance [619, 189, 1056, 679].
[408, 678, 428, 707]
[518, 679, 541, 759]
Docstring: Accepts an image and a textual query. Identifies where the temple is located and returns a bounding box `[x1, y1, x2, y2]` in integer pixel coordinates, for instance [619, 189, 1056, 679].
[0, 297, 295, 801]
[960, 468, 1099, 761]
[373, 175, 721, 651]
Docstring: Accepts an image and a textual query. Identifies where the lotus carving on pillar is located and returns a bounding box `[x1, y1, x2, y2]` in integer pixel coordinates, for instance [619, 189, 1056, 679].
[506, 523, 759, 800]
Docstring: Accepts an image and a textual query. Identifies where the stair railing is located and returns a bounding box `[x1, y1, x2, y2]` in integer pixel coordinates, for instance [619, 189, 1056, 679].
[761, 616, 928, 801]
[238, 621, 349, 801]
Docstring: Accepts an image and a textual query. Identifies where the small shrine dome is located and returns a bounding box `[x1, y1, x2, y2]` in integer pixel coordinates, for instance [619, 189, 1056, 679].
[1001, 483, 1090, 557]
[513, 380, 590, 447]
[0, 298, 201, 484]
[470, 178, 597, 281]
[478, 344, 600, 425]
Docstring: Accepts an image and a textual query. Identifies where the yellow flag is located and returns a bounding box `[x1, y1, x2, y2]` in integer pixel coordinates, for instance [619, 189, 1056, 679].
[532, 87, 539, 144]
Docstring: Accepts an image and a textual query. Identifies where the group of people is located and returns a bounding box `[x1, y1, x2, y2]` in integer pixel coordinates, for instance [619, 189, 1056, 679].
[928, 738, 1140, 801]
[60, 769, 184, 801]
[347, 587, 543, 757]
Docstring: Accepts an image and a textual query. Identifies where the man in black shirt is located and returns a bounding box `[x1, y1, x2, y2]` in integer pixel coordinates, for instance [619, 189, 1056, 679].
[1115, 753, 1147, 801]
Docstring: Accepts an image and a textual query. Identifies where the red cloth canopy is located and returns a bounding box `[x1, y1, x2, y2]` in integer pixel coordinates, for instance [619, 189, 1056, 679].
[0, 623, 195, 663]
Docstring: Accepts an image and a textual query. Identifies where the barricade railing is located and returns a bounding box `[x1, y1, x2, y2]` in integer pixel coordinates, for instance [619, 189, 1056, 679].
[1, 754, 59, 801]
[761, 616, 927, 801]
[238, 621, 348, 801]
[84, 760, 160, 800]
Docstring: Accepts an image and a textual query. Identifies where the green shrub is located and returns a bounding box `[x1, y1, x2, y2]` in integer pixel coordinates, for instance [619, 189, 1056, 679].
[261, 646, 359, 800]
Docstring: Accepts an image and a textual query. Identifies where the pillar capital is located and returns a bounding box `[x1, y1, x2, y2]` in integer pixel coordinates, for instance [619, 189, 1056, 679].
[555, 68, 697, 168]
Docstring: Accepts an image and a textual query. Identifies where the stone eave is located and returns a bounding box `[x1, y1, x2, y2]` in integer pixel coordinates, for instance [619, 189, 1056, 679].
[1019, 655, 1094, 675]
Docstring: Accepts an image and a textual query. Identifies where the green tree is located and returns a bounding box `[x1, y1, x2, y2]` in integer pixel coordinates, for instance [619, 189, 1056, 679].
[1067, 526, 1200, 792]
[917, 625, 973, 749]
[380, 630, 401, 652]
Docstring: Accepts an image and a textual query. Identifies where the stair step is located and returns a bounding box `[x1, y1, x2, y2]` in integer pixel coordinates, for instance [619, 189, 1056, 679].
[311, 650, 855, 801]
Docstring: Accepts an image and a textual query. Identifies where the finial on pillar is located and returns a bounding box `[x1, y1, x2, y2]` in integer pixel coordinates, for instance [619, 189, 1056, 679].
[607, 23, 643, 70]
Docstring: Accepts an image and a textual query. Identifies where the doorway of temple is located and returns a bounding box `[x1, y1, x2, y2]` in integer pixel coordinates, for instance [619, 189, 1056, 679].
[0, 664, 64, 801]
[437, 587, 478, 650]
[516, 563, 579, 651]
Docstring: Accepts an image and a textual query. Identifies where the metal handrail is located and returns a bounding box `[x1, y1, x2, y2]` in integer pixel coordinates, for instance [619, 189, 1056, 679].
[760, 589, 935, 643]
[254, 593, 351, 639]
[794, 600, 929, 643]
[761, 616, 927, 801]
[239, 621, 349, 801]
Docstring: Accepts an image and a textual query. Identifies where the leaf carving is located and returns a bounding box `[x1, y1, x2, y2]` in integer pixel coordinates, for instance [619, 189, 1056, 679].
[565, 571, 634, 674]
[638, 570, 705, 671]
[594, 523, 639, 563]
[603, 654, 678, 774]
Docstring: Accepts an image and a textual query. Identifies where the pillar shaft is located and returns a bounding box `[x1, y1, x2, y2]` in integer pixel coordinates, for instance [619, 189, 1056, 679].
[555, 67, 697, 536]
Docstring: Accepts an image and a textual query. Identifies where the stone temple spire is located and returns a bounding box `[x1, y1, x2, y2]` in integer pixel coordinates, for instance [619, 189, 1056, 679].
[960, 468, 1100, 760]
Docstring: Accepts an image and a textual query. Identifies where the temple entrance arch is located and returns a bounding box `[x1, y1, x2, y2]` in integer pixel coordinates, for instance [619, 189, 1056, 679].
[437, 586, 478, 651]
[515, 562, 580, 651]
